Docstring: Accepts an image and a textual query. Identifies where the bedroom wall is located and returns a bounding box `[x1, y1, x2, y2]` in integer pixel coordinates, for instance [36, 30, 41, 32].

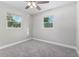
[32, 2, 76, 47]
[77, 2, 79, 52]
[0, 2, 31, 47]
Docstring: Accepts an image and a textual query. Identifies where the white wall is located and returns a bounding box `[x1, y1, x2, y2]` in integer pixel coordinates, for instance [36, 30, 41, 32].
[32, 2, 76, 47]
[0, 2, 31, 47]
[77, 2, 79, 51]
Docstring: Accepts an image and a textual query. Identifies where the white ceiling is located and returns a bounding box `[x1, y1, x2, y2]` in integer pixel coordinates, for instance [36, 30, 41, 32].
[2, 1, 76, 15]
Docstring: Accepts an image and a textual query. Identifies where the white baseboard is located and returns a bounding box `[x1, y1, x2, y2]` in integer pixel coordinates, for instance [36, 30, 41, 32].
[32, 37, 77, 50]
[0, 38, 30, 50]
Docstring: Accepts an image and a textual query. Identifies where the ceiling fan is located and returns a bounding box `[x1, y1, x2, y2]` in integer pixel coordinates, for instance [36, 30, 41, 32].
[25, 1, 49, 10]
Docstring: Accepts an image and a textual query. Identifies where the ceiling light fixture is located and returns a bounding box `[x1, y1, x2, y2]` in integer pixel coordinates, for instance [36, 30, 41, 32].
[25, 1, 49, 10]
[27, 1, 37, 8]
[30, 5, 33, 8]
[32, 2, 37, 7]
[27, 2, 31, 6]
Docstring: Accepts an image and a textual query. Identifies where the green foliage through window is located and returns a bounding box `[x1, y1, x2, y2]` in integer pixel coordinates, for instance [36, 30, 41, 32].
[7, 13, 21, 28]
[44, 16, 53, 28]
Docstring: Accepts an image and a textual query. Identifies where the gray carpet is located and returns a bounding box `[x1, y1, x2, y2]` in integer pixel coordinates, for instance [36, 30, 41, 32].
[0, 39, 78, 57]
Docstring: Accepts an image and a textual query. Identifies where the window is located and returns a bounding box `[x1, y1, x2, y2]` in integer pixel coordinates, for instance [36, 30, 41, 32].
[7, 13, 21, 28]
[44, 16, 53, 28]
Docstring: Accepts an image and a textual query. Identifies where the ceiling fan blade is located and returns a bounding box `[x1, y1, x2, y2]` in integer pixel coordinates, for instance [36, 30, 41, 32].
[36, 6, 41, 10]
[37, 1, 49, 4]
[25, 6, 30, 9]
